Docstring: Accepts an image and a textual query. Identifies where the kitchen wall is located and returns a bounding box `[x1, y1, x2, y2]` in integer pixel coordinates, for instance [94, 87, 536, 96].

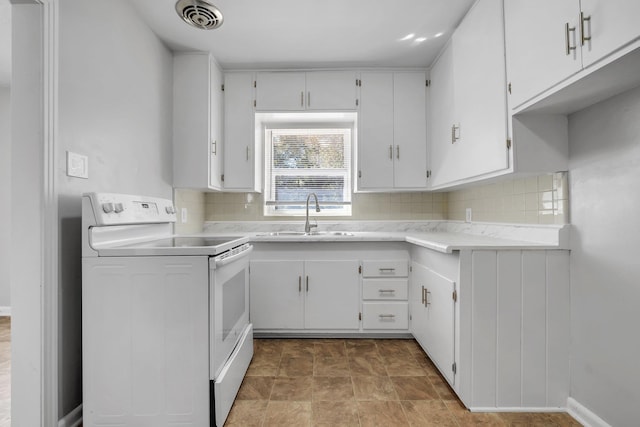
[174, 188, 207, 234]
[0, 86, 10, 311]
[57, 0, 173, 418]
[567, 85, 640, 426]
[447, 172, 569, 224]
[204, 191, 448, 222]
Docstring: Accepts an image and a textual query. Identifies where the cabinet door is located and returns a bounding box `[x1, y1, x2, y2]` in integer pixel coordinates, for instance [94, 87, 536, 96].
[429, 42, 458, 187]
[304, 260, 360, 330]
[580, 0, 640, 67]
[410, 263, 430, 348]
[255, 72, 306, 111]
[209, 60, 223, 189]
[452, 0, 509, 180]
[393, 72, 428, 189]
[249, 261, 304, 329]
[223, 72, 257, 191]
[358, 72, 394, 190]
[504, 0, 582, 108]
[424, 268, 456, 385]
[306, 71, 358, 110]
[172, 53, 211, 190]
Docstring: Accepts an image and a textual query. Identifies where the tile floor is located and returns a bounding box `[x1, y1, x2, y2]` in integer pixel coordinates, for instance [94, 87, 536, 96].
[0, 317, 10, 427]
[227, 338, 582, 427]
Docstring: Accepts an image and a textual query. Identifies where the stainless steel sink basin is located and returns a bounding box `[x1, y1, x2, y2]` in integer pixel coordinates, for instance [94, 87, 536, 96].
[309, 231, 355, 236]
[257, 231, 355, 237]
[260, 231, 307, 236]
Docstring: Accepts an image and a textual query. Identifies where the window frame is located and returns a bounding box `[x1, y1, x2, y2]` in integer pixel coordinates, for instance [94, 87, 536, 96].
[263, 122, 354, 217]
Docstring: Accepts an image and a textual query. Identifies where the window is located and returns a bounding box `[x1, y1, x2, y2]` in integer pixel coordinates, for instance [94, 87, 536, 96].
[264, 127, 352, 216]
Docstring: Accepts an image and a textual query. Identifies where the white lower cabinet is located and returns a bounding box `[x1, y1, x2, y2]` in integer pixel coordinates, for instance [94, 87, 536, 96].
[410, 262, 456, 385]
[410, 245, 570, 411]
[249, 259, 360, 331]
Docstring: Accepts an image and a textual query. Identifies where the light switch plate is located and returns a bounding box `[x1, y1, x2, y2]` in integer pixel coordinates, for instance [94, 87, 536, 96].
[66, 151, 88, 179]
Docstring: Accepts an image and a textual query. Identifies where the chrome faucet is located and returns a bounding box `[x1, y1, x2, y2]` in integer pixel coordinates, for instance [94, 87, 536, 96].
[304, 193, 321, 234]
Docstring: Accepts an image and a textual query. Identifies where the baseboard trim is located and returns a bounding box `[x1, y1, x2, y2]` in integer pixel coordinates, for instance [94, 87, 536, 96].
[58, 404, 82, 427]
[567, 397, 612, 427]
[468, 407, 566, 413]
[0, 306, 11, 316]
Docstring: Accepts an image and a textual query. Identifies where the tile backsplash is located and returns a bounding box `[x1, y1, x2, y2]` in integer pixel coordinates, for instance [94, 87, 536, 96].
[204, 191, 448, 221]
[182, 172, 569, 230]
[447, 172, 569, 224]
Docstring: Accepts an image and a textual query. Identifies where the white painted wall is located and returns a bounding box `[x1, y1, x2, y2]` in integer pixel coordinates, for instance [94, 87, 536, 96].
[0, 86, 10, 310]
[568, 85, 640, 426]
[57, 0, 173, 417]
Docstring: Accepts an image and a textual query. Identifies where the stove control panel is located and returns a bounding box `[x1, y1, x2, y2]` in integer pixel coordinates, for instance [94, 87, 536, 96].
[84, 192, 177, 226]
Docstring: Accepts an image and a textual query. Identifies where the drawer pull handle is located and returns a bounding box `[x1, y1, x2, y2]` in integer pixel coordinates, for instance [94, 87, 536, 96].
[379, 268, 396, 273]
[379, 314, 396, 319]
[379, 289, 395, 293]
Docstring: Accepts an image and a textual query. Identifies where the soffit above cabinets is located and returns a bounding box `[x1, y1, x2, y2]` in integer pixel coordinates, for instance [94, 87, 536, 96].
[129, 0, 475, 69]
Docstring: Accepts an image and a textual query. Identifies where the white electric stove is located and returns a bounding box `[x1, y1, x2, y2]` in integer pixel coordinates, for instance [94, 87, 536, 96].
[82, 192, 253, 427]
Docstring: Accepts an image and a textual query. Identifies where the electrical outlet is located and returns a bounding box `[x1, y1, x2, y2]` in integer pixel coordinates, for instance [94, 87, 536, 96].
[181, 208, 188, 223]
[465, 208, 472, 223]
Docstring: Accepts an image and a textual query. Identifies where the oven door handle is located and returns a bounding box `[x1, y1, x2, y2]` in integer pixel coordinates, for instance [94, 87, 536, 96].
[214, 245, 253, 267]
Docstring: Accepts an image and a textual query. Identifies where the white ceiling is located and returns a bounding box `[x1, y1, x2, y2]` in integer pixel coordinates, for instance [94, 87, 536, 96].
[0, 0, 10, 86]
[130, 0, 475, 69]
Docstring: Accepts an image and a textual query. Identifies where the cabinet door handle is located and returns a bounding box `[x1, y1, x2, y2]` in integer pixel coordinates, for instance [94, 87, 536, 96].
[396, 145, 400, 159]
[211, 140, 217, 155]
[425, 289, 431, 306]
[389, 145, 393, 159]
[301, 91, 304, 107]
[307, 91, 311, 107]
[421, 286, 425, 304]
[299, 276, 302, 292]
[451, 124, 460, 144]
[565, 22, 577, 55]
[580, 11, 591, 46]
[306, 275, 309, 292]
[246, 146, 250, 161]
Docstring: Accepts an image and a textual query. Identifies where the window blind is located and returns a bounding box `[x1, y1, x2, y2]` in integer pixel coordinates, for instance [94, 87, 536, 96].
[264, 128, 352, 216]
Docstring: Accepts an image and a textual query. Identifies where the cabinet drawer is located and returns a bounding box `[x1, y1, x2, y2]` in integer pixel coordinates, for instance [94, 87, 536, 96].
[362, 260, 408, 278]
[362, 279, 408, 300]
[362, 302, 409, 330]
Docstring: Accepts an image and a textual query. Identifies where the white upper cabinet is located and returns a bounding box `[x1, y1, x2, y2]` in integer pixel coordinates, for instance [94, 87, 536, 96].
[505, 0, 581, 108]
[393, 73, 429, 189]
[358, 72, 428, 191]
[429, 0, 509, 188]
[580, 0, 640, 67]
[173, 53, 223, 191]
[223, 72, 261, 192]
[255, 72, 306, 111]
[451, 0, 509, 181]
[358, 72, 394, 190]
[305, 71, 358, 110]
[505, 0, 640, 109]
[255, 71, 357, 111]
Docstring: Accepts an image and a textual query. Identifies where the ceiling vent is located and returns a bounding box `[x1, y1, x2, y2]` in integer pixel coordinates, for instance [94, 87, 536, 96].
[175, 0, 224, 30]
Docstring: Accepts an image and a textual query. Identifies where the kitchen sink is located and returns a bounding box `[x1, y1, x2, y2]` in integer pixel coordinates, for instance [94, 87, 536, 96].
[257, 231, 355, 237]
[309, 231, 355, 236]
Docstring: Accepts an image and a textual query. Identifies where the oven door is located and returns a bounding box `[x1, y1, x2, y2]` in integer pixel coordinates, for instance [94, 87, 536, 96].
[209, 245, 253, 379]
